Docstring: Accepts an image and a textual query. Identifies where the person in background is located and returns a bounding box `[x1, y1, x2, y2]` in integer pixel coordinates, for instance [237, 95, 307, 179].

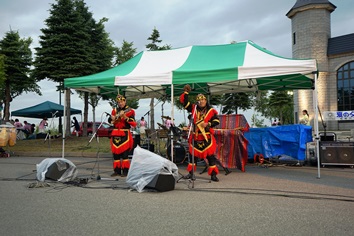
[38, 117, 48, 133]
[164, 116, 173, 129]
[139, 117, 147, 139]
[72, 117, 80, 136]
[271, 119, 277, 126]
[109, 94, 137, 177]
[23, 121, 32, 137]
[299, 110, 310, 125]
[14, 119, 23, 128]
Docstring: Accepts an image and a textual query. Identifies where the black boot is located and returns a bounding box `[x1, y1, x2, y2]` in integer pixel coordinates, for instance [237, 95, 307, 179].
[122, 168, 129, 177]
[111, 168, 121, 177]
[211, 172, 219, 182]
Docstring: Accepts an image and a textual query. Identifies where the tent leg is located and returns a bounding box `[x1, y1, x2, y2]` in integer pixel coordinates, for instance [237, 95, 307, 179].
[313, 72, 320, 179]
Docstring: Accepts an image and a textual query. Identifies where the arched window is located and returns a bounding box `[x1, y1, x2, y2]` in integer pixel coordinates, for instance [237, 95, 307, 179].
[337, 61, 354, 111]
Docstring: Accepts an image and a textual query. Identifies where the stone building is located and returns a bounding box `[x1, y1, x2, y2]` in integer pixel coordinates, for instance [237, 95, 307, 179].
[286, 0, 354, 131]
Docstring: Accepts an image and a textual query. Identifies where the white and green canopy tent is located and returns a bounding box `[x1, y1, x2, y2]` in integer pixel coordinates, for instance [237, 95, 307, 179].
[64, 40, 321, 177]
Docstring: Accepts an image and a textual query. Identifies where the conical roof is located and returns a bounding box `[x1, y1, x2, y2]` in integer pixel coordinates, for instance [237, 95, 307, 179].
[286, 0, 336, 17]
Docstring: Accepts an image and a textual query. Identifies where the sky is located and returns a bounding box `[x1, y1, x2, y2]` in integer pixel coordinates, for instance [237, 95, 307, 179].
[0, 0, 353, 129]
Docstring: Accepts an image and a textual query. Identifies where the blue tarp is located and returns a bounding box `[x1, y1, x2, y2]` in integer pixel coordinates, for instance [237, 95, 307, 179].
[244, 124, 313, 161]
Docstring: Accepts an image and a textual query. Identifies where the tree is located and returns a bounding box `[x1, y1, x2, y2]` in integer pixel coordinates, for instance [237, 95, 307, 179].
[75, 2, 115, 136]
[33, 0, 115, 135]
[114, 40, 137, 66]
[268, 90, 293, 124]
[0, 30, 39, 122]
[250, 113, 266, 128]
[220, 93, 252, 114]
[146, 27, 171, 130]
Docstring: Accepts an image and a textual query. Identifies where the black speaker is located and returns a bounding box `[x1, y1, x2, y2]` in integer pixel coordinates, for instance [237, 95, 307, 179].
[145, 174, 175, 192]
[319, 132, 336, 141]
[320, 141, 354, 166]
[45, 160, 70, 181]
[129, 135, 141, 156]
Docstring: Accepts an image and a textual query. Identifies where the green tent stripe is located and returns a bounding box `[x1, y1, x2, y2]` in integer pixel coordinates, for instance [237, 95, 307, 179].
[64, 52, 143, 88]
[173, 43, 247, 84]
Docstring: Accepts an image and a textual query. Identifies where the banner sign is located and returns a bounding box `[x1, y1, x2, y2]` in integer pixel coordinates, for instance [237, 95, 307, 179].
[323, 111, 354, 121]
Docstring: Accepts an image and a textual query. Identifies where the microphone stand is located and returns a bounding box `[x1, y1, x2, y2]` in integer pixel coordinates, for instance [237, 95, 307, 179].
[44, 111, 58, 156]
[87, 113, 116, 181]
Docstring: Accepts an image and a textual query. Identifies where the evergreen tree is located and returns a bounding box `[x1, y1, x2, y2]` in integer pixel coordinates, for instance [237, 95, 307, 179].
[0, 30, 38, 121]
[75, 2, 115, 136]
[33, 0, 115, 135]
[114, 40, 137, 66]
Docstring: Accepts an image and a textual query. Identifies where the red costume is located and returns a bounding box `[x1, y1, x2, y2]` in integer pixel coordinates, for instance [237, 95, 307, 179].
[179, 91, 220, 181]
[110, 95, 137, 177]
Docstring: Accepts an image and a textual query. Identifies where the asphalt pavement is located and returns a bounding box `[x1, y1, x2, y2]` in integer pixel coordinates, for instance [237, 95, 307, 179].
[0, 155, 354, 236]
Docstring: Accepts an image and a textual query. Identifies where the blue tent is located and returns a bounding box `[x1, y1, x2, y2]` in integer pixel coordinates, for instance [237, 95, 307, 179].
[11, 101, 81, 119]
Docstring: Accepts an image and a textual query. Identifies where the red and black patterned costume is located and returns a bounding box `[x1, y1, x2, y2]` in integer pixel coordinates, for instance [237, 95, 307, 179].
[179, 91, 220, 181]
[110, 103, 136, 177]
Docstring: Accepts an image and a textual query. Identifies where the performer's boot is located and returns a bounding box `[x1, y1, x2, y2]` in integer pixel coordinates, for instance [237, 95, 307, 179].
[122, 168, 129, 177]
[208, 165, 219, 182]
[111, 168, 121, 177]
[211, 171, 219, 182]
[184, 163, 196, 179]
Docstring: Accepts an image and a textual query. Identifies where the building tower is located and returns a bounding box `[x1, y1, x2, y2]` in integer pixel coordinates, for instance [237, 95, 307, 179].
[286, 0, 336, 129]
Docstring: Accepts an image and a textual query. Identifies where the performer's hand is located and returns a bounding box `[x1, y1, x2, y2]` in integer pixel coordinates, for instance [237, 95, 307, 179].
[200, 122, 209, 128]
[183, 84, 191, 93]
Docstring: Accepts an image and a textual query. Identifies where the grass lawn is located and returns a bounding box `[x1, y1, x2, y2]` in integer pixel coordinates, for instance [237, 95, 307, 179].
[5, 135, 169, 157]
[6, 135, 112, 154]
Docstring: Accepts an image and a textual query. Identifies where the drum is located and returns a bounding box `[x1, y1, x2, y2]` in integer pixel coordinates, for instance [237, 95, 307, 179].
[167, 141, 188, 164]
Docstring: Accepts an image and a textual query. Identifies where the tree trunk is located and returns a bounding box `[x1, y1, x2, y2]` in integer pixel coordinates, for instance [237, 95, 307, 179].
[4, 80, 11, 122]
[150, 98, 155, 130]
[83, 92, 89, 137]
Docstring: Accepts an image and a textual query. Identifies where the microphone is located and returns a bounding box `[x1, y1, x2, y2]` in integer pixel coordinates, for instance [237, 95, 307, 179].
[53, 110, 59, 115]
[104, 112, 111, 117]
[195, 101, 200, 105]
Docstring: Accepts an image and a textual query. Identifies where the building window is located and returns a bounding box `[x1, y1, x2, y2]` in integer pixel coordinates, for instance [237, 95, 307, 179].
[337, 61, 354, 111]
[293, 32, 296, 45]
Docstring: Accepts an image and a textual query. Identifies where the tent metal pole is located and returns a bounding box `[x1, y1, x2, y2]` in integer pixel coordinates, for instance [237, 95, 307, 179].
[313, 73, 320, 178]
[171, 84, 174, 163]
[62, 89, 66, 158]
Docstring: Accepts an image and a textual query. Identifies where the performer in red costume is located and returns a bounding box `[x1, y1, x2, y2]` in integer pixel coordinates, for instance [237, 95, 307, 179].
[109, 94, 137, 177]
[179, 84, 220, 182]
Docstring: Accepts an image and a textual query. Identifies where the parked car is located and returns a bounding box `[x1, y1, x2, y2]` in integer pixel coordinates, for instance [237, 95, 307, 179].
[72, 122, 113, 137]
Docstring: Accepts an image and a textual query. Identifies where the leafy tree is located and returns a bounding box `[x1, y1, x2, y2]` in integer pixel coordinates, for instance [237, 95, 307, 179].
[220, 93, 252, 114]
[0, 31, 39, 122]
[250, 113, 266, 128]
[268, 90, 293, 124]
[145, 27, 171, 130]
